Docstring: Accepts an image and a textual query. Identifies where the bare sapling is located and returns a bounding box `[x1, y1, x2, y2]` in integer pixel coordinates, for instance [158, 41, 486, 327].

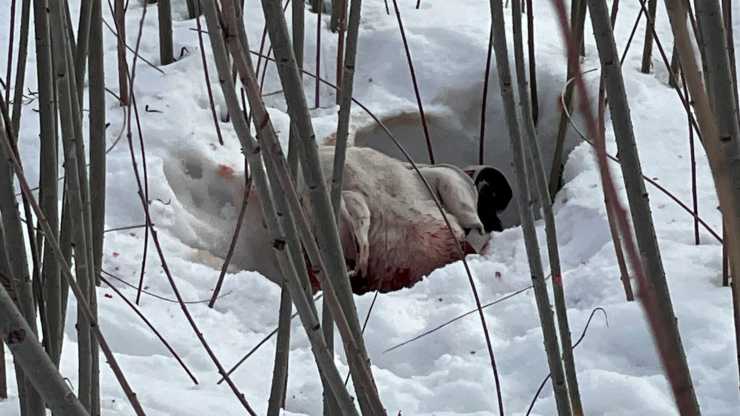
[88, 0, 106, 412]
[48, 0, 96, 406]
[255, 0, 388, 413]
[479, 24, 494, 165]
[220, 0, 384, 410]
[0, 250, 88, 416]
[200, 2, 362, 413]
[391, 0, 434, 164]
[511, 1, 583, 414]
[0, 90, 44, 416]
[325, 1, 363, 413]
[115, 0, 128, 105]
[693, 0, 740, 390]
[566, 0, 704, 412]
[489, 0, 572, 414]
[32, 0, 63, 368]
[549, 0, 587, 196]
[10, 0, 30, 136]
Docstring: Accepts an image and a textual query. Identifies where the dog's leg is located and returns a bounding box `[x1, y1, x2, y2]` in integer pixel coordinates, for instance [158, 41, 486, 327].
[340, 190, 371, 278]
[419, 167, 483, 231]
[419, 167, 491, 252]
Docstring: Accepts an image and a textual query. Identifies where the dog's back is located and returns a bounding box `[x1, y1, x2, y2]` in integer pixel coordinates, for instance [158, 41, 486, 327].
[231, 146, 483, 294]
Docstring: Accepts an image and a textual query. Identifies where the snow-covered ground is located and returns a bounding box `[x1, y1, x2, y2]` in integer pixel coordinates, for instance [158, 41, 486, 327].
[1, 0, 739, 414]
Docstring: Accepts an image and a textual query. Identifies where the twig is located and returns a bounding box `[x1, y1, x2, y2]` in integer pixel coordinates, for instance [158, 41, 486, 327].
[559, 75, 723, 244]
[1, 94, 147, 415]
[101, 269, 232, 305]
[315, 0, 322, 108]
[344, 291, 379, 385]
[204, 1, 356, 411]
[4, 0, 16, 104]
[104, 224, 147, 233]
[391, 0, 434, 164]
[9, 0, 30, 136]
[479, 23, 494, 165]
[250, 54, 511, 411]
[217, 294, 323, 385]
[489, 0, 570, 413]
[525, 0, 537, 124]
[548, 0, 587, 197]
[525, 307, 608, 416]
[384, 278, 545, 353]
[208, 170, 251, 308]
[121, 0, 152, 310]
[195, 5, 224, 145]
[512, 0, 582, 411]
[555, 0, 703, 412]
[325, 0, 364, 411]
[99, 274, 199, 384]
[120, 2, 258, 413]
[253, 0, 385, 411]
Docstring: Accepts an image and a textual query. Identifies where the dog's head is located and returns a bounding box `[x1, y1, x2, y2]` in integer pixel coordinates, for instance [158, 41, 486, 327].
[464, 165, 513, 233]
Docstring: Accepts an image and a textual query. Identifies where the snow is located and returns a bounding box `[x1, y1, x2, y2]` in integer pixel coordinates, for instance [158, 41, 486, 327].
[1, 0, 738, 414]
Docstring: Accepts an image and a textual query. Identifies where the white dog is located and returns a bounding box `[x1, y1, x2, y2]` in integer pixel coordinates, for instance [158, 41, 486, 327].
[232, 146, 512, 294]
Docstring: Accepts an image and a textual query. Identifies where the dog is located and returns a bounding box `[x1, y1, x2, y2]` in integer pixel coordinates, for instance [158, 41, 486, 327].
[232, 146, 512, 294]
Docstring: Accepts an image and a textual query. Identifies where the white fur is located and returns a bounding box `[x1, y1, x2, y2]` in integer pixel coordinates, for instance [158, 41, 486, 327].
[232, 146, 489, 293]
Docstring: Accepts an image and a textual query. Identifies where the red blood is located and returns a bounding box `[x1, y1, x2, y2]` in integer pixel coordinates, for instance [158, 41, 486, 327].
[553, 273, 563, 286]
[217, 164, 236, 179]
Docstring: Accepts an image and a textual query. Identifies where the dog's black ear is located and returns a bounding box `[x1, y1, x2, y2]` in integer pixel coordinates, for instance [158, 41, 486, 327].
[469, 167, 512, 233]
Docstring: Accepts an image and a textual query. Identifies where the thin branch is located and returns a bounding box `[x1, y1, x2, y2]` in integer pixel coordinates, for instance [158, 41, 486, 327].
[101, 269, 231, 305]
[526, 307, 608, 416]
[217, 294, 324, 385]
[384, 278, 544, 353]
[489, 0, 570, 413]
[99, 274, 199, 384]
[195, 4, 224, 145]
[511, 0, 582, 411]
[391, 0, 434, 164]
[0, 95, 147, 415]
[479, 23, 494, 165]
[559, 74, 723, 244]
[208, 171, 251, 308]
